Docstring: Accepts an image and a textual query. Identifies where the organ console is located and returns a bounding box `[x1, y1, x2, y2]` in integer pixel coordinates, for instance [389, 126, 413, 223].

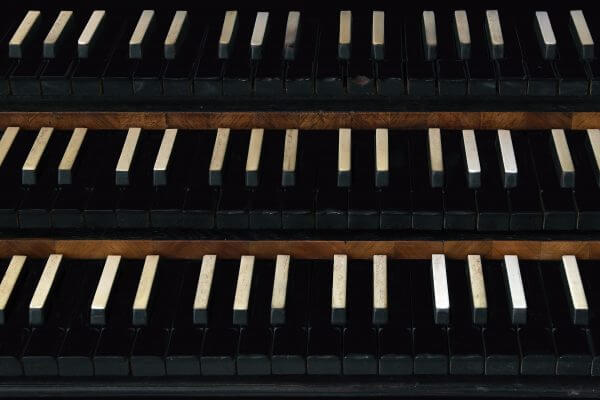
[2, 2, 600, 399]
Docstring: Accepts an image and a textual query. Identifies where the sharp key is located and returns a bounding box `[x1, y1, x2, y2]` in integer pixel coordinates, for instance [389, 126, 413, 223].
[115, 127, 142, 186]
[22, 127, 53, 185]
[569, 10, 594, 60]
[560, 255, 588, 326]
[282, 129, 298, 186]
[164, 10, 189, 59]
[78, 10, 106, 58]
[250, 12, 269, 60]
[331, 254, 347, 325]
[153, 128, 178, 186]
[453, 10, 471, 59]
[9, 10, 41, 58]
[550, 129, 575, 188]
[29, 254, 62, 326]
[58, 127, 87, 185]
[233, 255, 255, 326]
[428, 128, 444, 188]
[129, 10, 155, 59]
[43, 10, 74, 58]
[431, 254, 449, 325]
[534, 11, 557, 60]
[372, 11, 385, 60]
[462, 129, 481, 188]
[372, 255, 388, 325]
[375, 128, 389, 187]
[497, 129, 517, 188]
[485, 10, 504, 59]
[132, 255, 159, 326]
[466, 255, 487, 325]
[209, 128, 230, 186]
[245, 128, 264, 187]
[0, 255, 27, 325]
[502, 255, 527, 325]
[283, 11, 300, 60]
[271, 255, 290, 325]
[90, 255, 121, 326]
[219, 10, 238, 59]
[193, 254, 216, 325]
[337, 128, 351, 187]
[338, 10, 352, 60]
[422, 11, 437, 61]
[586, 129, 600, 188]
[0, 127, 20, 169]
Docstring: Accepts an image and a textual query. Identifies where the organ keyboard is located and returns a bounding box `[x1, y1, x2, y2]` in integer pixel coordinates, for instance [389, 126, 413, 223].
[0, 251, 598, 377]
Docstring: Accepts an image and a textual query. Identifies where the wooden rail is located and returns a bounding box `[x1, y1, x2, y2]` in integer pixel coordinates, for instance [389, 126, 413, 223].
[0, 239, 596, 260]
[1, 111, 599, 130]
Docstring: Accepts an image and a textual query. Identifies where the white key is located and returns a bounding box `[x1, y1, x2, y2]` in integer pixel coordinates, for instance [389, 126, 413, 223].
[338, 10, 352, 60]
[550, 129, 575, 188]
[485, 10, 504, 59]
[462, 129, 481, 188]
[90, 255, 121, 325]
[561, 255, 588, 326]
[0, 127, 20, 170]
[338, 128, 351, 187]
[43, 10, 73, 58]
[502, 255, 527, 325]
[497, 129, 517, 188]
[233, 255, 254, 325]
[9, 10, 41, 58]
[453, 10, 471, 59]
[372, 11, 385, 60]
[283, 11, 300, 60]
[115, 127, 141, 186]
[431, 254, 449, 325]
[534, 11, 557, 60]
[153, 128, 178, 186]
[0, 255, 26, 325]
[250, 12, 269, 60]
[129, 10, 155, 59]
[271, 254, 290, 325]
[375, 128, 389, 187]
[245, 128, 264, 187]
[29, 254, 62, 326]
[331, 254, 347, 325]
[467, 255, 487, 325]
[569, 10, 594, 59]
[193, 254, 216, 325]
[428, 128, 444, 188]
[372, 255, 388, 325]
[209, 128, 230, 186]
[78, 10, 106, 58]
[22, 127, 53, 185]
[58, 127, 87, 185]
[219, 10, 238, 59]
[282, 129, 298, 186]
[586, 129, 600, 188]
[132, 255, 159, 326]
[164, 10, 189, 60]
[422, 11, 437, 61]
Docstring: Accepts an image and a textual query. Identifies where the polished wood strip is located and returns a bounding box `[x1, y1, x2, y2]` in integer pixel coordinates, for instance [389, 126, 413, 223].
[0, 239, 599, 260]
[1, 112, 599, 130]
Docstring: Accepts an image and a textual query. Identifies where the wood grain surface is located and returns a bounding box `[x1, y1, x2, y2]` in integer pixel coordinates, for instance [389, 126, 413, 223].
[1, 239, 600, 260]
[1, 111, 599, 130]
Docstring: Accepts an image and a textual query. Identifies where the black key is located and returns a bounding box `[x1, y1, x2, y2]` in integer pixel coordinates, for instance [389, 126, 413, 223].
[495, 13, 527, 96]
[376, 11, 405, 96]
[194, 20, 223, 97]
[412, 259, 448, 375]
[102, 14, 138, 96]
[518, 261, 557, 375]
[347, 14, 375, 95]
[380, 131, 411, 229]
[201, 259, 238, 375]
[569, 131, 600, 230]
[348, 130, 378, 230]
[443, 130, 476, 230]
[315, 14, 344, 96]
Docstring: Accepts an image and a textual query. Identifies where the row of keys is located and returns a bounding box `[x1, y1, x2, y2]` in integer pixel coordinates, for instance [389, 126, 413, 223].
[1, 127, 593, 189]
[0, 254, 599, 376]
[1, 8, 600, 97]
[1, 127, 599, 231]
